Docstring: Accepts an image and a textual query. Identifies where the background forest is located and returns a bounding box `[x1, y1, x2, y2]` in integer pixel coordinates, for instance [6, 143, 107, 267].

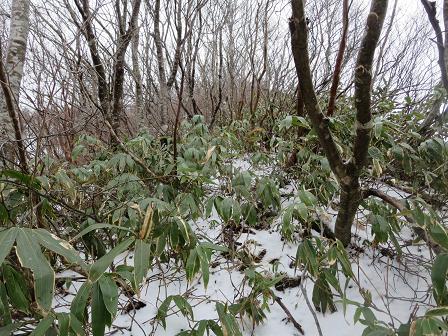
[0, 0, 447, 335]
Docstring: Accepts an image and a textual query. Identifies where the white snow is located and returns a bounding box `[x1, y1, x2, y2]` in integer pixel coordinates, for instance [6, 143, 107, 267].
[52, 159, 438, 336]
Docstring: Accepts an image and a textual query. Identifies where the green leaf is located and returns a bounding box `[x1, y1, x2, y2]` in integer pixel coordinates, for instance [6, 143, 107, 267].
[0, 323, 21, 334]
[298, 189, 317, 207]
[57, 312, 70, 336]
[0, 281, 12, 325]
[157, 295, 194, 330]
[312, 275, 336, 314]
[208, 319, 224, 336]
[1, 170, 41, 190]
[216, 302, 242, 336]
[432, 253, 448, 306]
[174, 217, 194, 247]
[0, 228, 17, 266]
[368, 147, 383, 160]
[221, 198, 233, 222]
[2, 264, 30, 313]
[186, 248, 199, 282]
[70, 223, 133, 242]
[156, 296, 172, 329]
[30, 316, 54, 336]
[70, 281, 93, 323]
[0, 204, 8, 223]
[71, 144, 86, 161]
[425, 306, 448, 317]
[371, 215, 389, 243]
[297, 239, 318, 276]
[91, 282, 107, 336]
[429, 224, 448, 251]
[241, 203, 257, 226]
[134, 239, 151, 289]
[195, 245, 210, 288]
[68, 313, 85, 336]
[89, 238, 134, 282]
[336, 240, 354, 278]
[33, 229, 86, 269]
[98, 275, 118, 321]
[15, 228, 54, 312]
[200, 242, 228, 253]
[172, 295, 194, 320]
[323, 269, 342, 295]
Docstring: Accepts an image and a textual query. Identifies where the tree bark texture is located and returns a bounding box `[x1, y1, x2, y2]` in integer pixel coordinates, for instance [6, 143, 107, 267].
[0, 0, 30, 168]
[290, 0, 388, 246]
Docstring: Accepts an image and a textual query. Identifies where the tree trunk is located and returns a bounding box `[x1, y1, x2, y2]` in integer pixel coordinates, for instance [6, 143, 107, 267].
[153, 0, 169, 129]
[290, 0, 388, 246]
[131, 27, 145, 130]
[0, 0, 30, 168]
[334, 184, 361, 246]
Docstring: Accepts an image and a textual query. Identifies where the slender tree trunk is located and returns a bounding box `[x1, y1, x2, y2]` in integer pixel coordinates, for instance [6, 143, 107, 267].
[152, 0, 183, 131]
[290, 0, 388, 246]
[419, 0, 448, 135]
[334, 183, 362, 244]
[132, 26, 144, 130]
[111, 0, 142, 142]
[0, 0, 30, 168]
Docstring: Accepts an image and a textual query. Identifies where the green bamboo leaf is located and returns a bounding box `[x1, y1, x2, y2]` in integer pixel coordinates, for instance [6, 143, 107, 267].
[195, 245, 210, 289]
[70, 281, 93, 323]
[98, 275, 118, 320]
[200, 242, 228, 253]
[2, 264, 30, 313]
[156, 296, 172, 329]
[298, 189, 317, 206]
[425, 306, 448, 317]
[30, 316, 54, 336]
[197, 320, 208, 335]
[0, 323, 21, 335]
[91, 282, 107, 336]
[70, 223, 134, 243]
[431, 253, 448, 306]
[312, 275, 336, 314]
[1, 169, 41, 189]
[0, 281, 11, 325]
[186, 248, 199, 283]
[89, 238, 134, 282]
[208, 320, 224, 336]
[297, 239, 318, 276]
[336, 240, 354, 278]
[216, 302, 242, 336]
[134, 239, 151, 289]
[0, 228, 17, 266]
[15, 228, 54, 312]
[69, 313, 85, 336]
[57, 312, 70, 336]
[173, 295, 194, 320]
[174, 217, 193, 246]
[33, 229, 87, 269]
[429, 224, 448, 251]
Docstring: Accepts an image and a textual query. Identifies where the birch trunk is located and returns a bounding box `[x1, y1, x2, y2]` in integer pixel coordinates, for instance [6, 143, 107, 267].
[154, 0, 169, 128]
[0, 0, 30, 168]
[131, 26, 145, 130]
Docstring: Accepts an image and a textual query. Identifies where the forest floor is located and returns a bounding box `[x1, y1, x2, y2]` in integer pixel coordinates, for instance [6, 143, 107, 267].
[52, 159, 435, 336]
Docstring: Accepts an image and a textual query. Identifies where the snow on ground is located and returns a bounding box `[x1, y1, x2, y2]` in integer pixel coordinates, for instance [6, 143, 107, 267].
[52, 159, 436, 336]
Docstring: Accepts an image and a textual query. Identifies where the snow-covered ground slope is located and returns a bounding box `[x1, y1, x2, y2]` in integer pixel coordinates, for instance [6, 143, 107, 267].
[52, 159, 437, 336]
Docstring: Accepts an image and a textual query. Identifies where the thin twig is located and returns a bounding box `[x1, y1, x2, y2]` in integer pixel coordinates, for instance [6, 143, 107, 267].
[327, 0, 349, 116]
[273, 294, 305, 335]
[300, 272, 323, 336]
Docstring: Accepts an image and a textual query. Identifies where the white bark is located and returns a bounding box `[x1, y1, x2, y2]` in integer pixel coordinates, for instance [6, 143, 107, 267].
[0, 0, 30, 165]
[131, 26, 145, 130]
